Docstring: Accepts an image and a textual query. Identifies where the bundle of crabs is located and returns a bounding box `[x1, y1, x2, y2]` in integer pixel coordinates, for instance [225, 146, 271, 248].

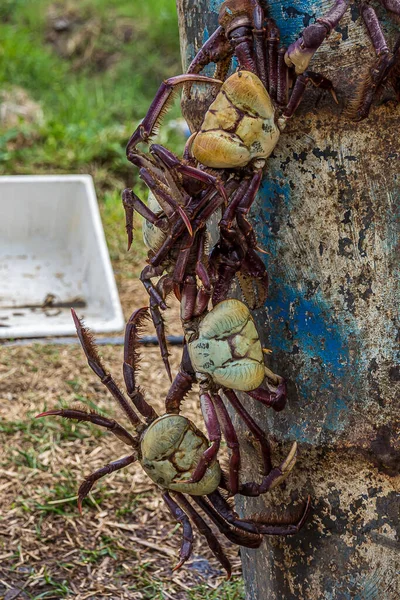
[38, 0, 400, 577]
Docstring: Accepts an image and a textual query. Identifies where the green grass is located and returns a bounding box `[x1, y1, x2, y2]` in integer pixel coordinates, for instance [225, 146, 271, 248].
[0, 0, 183, 191]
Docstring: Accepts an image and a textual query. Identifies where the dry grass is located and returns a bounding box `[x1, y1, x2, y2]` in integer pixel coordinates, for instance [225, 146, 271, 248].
[0, 253, 244, 599]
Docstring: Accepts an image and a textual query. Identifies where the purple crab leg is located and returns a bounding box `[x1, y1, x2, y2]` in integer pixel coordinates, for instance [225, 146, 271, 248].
[252, 2, 268, 88]
[122, 188, 167, 251]
[126, 74, 223, 152]
[277, 47, 289, 106]
[187, 25, 233, 76]
[376, 0, 400, 14]
[285, 0, 350, 75]
[244, 496, 312, 535]
[123, 308, 159, 420]
[165, 346, 195, 414]
[211, 393, 241, 495]
[223, 389, 272, 475]
[139, 167, 193, 236]
[184, 393, 221, 484]
[162, 491, 193, 571]
[267, 21, 280, 101]
[71, 309, 142, 427]
[346, 4, 398, 121]
[77, 454, 137, 514]
[192, 496, 262, 548]
[36, 408, 138, 448]
[151, 144, 229, 205]
[174, 493, 232, 578]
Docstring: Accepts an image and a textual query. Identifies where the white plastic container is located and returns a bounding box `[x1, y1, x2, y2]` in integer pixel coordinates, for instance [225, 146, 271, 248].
[0, 175, 124, 338]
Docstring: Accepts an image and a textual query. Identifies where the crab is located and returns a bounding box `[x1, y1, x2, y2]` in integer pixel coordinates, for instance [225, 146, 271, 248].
[165, 296, 289, 495]
[36, 308, 311, 577]
[122, 156, 272, 380]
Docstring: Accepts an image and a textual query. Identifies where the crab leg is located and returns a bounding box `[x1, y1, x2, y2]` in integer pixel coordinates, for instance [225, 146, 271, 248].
[252, 2, 268, 88]
[122, 188, 167, 251]
[123, 308, 159, 420]
[139, 168, 193, 236]
[165, 346, 195, 414]
[267, 21, 280, 101]
[126, 74, 223, 152]
[71, 309, 142, 427]
[149, 275, 174, 381]
[208, 490, 311, 536]
[238, 442, 298, 496]
[285, 0, 350, 75]
[36, 408, 138, 447]
[247, 373, 287, 412]
[192, 496, 262, 548]
[283, 72, 337, 120]
[151, 144, 229, 205]
[377, 0, 400, 13]
[207, 490, 260, 534]
[162, 492, 194, 571]
[187, 26, 233, 76]
[174, 493, 232, 578]
[347, 5, 399, 121]
[245, 496, 312, 535]
[211, 393, 241, 495]
[223, 389, 272, 474]
[77, 454, 137, 513]
[184, 393, 222, 484]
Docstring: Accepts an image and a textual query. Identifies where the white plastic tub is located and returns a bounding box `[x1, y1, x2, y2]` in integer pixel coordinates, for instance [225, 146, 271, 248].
[0, 175, 124, 338]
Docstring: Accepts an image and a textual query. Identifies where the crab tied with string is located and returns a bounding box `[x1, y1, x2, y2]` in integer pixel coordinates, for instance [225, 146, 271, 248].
[36, 307, 310, 577]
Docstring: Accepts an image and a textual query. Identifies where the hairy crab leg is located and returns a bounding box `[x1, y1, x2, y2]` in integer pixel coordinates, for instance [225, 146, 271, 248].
[174, 493, 232, 578]
[162, 492, 194, 571]
[165, 346, 196, 414]
[71, 309, 142, 427]
[149, 275, 174, 381]
[123, 308, 159, 419]
[36, 408, 138, 447]
[77, 454, 137, 513]
[126, 74, 223, 153]
[192, 495, 262, 548]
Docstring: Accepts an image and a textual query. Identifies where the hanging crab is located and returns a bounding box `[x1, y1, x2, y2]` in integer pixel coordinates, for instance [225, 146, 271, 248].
[122, 156, 272, 381]
[36, 308, 310, 577]
[165, 295, 289, 495]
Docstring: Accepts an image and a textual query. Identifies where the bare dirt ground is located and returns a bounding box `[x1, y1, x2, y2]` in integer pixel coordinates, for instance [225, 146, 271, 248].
[0, 258, 243, 599]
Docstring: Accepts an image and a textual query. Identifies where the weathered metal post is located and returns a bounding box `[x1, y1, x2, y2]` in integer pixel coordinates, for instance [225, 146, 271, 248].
[176, 1, 399, 597]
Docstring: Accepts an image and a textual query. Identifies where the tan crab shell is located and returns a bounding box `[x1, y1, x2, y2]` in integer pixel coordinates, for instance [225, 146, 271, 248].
[188, 299, 265, 391]
[191, 71, 280, 169]
[142, 191, 167, 251]
[140, 414, 221, 495]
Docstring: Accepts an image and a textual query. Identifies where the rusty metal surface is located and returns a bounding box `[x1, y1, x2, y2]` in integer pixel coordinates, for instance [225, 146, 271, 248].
[176, 0, 399, 597]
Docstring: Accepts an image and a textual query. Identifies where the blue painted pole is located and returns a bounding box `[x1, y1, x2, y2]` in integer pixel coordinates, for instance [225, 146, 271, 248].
[177, 1, 399, 597]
